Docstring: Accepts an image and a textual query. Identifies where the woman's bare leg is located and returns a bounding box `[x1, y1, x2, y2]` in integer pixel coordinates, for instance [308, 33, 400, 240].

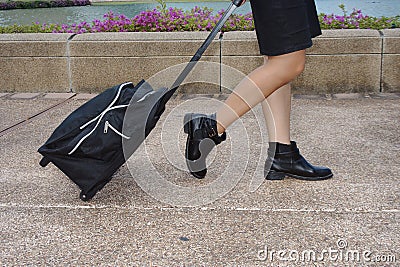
[261, 83, 292, 145]
[216, 50, 305, 134]
[184, 49, 332, 180]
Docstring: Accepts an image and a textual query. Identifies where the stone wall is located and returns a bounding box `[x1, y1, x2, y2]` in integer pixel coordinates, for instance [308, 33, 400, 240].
[0, 29, 398, 93]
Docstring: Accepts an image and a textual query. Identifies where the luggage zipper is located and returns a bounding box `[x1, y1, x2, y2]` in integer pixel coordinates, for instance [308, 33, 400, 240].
[68, 82, 132, 155]
[104, 121, 109, 133]
[104, 120, 131, 139]
[104, 121, 110, 133]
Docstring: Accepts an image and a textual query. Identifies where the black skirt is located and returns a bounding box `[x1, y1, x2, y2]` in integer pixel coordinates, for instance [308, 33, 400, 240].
[250, 0, 322, 56]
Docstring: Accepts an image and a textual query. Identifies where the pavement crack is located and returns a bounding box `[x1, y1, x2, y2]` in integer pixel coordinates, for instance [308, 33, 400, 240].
[0, 203, 398, 214]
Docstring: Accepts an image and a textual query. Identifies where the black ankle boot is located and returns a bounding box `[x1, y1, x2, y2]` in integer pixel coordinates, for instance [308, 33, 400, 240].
[265, 141, 333, 181]
[183, 113, 226, 178]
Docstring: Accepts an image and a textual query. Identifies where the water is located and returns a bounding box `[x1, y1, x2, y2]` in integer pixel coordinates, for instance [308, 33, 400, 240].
[0, 0, 399, 26]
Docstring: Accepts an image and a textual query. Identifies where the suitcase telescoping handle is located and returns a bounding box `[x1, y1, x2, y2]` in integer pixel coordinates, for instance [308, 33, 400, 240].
[168, 0, 245, 95]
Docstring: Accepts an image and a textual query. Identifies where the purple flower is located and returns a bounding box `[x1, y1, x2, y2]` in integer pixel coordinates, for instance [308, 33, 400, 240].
[18, 4, 392, 34]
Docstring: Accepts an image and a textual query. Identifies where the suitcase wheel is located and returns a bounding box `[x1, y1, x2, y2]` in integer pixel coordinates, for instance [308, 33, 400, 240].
[39, 157, 50, 167]
[80, 191, 90, 201]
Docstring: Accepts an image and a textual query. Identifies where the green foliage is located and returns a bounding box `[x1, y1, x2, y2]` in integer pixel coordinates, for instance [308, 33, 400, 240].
[155, 0, 167, 14]
[0, 23, 61, 33]
[0, 0, 90, 10]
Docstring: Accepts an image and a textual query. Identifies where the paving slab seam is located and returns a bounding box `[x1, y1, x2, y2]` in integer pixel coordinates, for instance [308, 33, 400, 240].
[0, 93, 76, 137]
[179, 93, 400, 100]
[0, 204, 398, 214]
[1, 92, 399, 100]
[378, 30, 384, 92]
[67, 34, 77, 92]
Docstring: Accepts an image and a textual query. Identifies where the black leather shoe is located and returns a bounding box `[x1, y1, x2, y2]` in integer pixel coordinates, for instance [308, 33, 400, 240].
[183, 113, 226, 178]
[265, 141, 333, 181]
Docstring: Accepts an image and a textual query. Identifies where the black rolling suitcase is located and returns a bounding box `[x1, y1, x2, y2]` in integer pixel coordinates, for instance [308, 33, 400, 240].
[38, 0, 245, 201]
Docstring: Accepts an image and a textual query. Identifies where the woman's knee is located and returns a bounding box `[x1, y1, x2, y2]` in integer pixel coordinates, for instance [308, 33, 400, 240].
[292, 54, 306, 77]
[267, 50, 306, 80]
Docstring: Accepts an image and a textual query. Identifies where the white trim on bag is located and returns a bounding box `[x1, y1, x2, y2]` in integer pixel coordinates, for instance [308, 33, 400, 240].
[68, 82, 132, 155]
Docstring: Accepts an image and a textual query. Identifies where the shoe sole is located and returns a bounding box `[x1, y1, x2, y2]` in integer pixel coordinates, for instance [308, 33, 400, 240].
[266, 170, 333, 181]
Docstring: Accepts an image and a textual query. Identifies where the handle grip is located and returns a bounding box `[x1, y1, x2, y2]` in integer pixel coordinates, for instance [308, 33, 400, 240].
[232, 0, 245, 7]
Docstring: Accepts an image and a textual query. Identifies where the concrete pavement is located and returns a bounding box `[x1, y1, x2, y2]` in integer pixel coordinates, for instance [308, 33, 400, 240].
[0, 92, 399, 266]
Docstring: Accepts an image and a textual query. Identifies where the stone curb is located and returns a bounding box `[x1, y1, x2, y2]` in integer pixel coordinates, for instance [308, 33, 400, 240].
[43, 93, 76, 99]
[10, 93, 42, 99]
[73, 93, 98, 100]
